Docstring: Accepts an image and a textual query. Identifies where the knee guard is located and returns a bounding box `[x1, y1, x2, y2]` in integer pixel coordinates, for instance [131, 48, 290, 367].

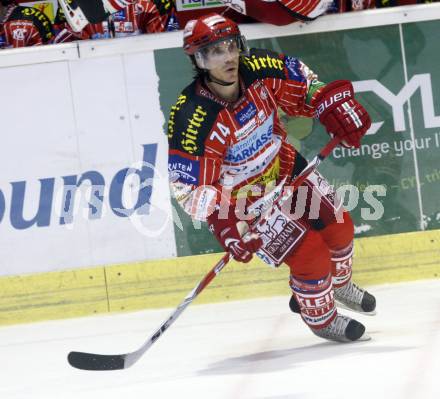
[318, 212, 355, 288]
[330, 241, 353, 288]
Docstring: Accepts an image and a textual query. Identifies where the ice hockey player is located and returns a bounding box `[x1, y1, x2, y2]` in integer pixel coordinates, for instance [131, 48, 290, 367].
[0, 0, 53, 48]
[52, 5, 111, 43]
[217, 0, 341, 26]
[58, 0, 177, 33]
[110, 0, 179, 37]
[57, 0, 340, 31]
[167, 13, 377, 343]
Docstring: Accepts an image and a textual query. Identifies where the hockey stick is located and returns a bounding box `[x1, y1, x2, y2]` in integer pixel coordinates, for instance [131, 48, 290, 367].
[67, 136, 341, 371]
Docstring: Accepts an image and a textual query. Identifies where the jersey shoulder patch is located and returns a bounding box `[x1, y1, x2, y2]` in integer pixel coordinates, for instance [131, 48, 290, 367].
[240, 48, 286, 85]
[167, 81, 223, 156]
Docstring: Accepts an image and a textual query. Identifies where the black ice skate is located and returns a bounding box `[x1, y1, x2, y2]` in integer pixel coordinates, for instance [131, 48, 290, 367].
[312, 314, 370, 343]
[334, 281, 376, 316]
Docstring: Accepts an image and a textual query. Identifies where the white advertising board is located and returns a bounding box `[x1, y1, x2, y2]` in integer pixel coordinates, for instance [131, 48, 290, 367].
[0, 51, 176, 276]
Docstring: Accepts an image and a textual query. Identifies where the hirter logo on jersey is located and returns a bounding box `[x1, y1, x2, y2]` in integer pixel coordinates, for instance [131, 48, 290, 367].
[168, 154, 200, 185]
[235, 102, 257, 126]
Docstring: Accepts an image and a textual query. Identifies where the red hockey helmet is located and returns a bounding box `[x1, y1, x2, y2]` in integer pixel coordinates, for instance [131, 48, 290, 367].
[183, 13, 243, 56]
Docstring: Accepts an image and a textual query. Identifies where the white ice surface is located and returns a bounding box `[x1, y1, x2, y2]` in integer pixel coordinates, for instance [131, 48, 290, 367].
[1, 279, 439, 399]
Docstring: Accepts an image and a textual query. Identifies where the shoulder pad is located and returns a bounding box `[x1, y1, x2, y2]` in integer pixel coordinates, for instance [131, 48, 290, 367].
[167, 82, 223, 156]
[240, 48, 286, 85]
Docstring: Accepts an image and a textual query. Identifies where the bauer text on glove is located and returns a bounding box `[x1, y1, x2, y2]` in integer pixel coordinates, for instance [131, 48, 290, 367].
[314, 80, 371, 148]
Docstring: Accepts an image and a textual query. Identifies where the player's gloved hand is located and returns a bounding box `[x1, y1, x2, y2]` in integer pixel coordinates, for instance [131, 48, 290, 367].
[208, 210, 263, 263]
[315, 80, 371, 148]
[226, 233, 263, 263]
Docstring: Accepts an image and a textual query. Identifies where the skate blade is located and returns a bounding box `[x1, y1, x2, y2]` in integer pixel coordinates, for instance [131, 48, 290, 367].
[336, 300, 377, 316]
[356, 331, 371, 341]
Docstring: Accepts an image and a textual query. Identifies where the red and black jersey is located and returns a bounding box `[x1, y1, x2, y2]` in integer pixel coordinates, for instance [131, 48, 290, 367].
[168, 48, 326, 221]
[1, 4, 53, 48]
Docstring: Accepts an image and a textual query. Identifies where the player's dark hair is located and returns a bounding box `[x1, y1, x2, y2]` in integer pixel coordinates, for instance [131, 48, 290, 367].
[189, 55, 208, 80]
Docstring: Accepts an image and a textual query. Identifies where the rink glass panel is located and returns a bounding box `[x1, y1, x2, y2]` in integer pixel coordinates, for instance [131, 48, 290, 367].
[402, 21, 440, 231]
[155, 22, 436, 256]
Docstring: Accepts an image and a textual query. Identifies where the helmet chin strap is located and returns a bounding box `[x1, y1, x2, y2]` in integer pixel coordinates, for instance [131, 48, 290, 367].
[205, 71, 236, 87]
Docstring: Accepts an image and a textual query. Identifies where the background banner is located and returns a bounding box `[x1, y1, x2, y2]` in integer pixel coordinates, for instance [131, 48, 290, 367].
[155, 20, 440, 256]
[0, 52, 177, 276]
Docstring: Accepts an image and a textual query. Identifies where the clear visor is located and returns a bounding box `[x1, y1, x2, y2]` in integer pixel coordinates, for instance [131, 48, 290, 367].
[195, 37, 241, 70]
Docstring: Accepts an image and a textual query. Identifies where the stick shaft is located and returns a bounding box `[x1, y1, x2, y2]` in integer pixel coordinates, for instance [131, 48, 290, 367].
[67, 137, 340, 370]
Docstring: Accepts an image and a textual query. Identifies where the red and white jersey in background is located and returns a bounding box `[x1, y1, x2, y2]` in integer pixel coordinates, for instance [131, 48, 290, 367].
[278, 0, 335, 18]
[168, 48, 326, 221]
[214, 0, 337, 26]
[52, 21, 111, 43]
[174, 0, 252, 27]
[112, 0, 177, 37]
[174, 0, 330, 28]
[52, 6, 111, 43]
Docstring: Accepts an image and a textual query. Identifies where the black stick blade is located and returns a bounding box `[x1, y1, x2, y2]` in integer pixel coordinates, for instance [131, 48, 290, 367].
[68, 351, 126, 371]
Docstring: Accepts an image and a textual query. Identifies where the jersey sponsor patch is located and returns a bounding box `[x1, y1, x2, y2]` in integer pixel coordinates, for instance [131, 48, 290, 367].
[234, 118, 257, 141]
[226, 113, 274, 163]
[284, 56, 306, 83]
[255, 205, 307, 267]
[112, 9, 127, 21]
[235, 102, 257, 126]
[168, 154, 200, 185]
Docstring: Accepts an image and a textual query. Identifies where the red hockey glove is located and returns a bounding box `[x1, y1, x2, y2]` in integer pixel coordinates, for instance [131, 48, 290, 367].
[315, 80, 371, 148]
[208, 210, 263, 263]
[227, 233, 263, 263]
